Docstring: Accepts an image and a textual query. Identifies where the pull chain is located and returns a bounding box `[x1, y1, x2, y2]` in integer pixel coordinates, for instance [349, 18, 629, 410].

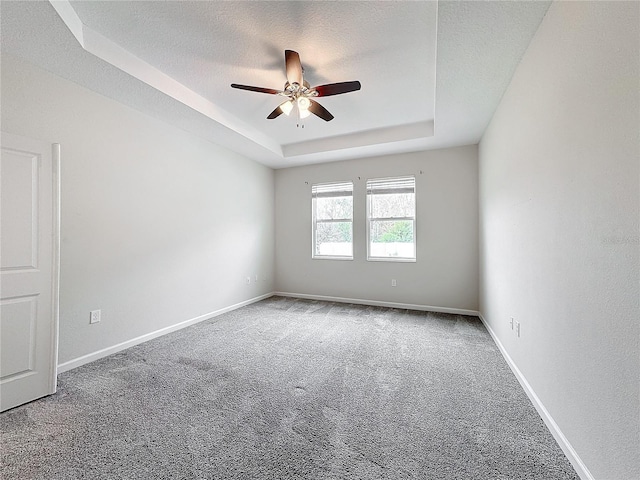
[296, 107, 305, 128]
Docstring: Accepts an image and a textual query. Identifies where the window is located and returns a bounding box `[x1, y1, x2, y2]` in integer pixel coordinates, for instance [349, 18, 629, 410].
[312, 181, 353, 259]
[367, 176, 416, 261]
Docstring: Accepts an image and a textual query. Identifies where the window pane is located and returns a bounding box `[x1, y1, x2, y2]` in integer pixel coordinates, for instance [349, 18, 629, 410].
[316, 196, 353, 221]
[369, 220, 415, 258]
[315, 221, 353, 256]
[369, 192, 415, 218]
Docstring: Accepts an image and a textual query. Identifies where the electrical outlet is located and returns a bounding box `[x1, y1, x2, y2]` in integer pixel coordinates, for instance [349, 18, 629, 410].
[391, 279, 397, 287]
[90, 309, 101, 324]
[515, 321, 521, 338]
[246, 277, 251, 285]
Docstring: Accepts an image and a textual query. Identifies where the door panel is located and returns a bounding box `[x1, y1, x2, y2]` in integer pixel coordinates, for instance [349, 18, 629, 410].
[0, 295, 37, 378]
[0, 150, 38, 270]
[0, 132, 59, 412]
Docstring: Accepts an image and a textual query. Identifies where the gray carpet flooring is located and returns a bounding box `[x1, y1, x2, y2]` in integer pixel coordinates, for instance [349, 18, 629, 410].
[1, 296, 579, 479]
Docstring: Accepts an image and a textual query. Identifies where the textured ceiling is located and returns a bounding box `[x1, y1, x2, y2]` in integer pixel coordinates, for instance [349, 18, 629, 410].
[0, 1, 551, 168]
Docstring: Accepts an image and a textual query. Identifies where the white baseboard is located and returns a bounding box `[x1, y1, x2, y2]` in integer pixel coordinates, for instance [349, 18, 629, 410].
[274, 291, 479, 317]
[477, 313, 594, 480]
[57, 293, 274, 373]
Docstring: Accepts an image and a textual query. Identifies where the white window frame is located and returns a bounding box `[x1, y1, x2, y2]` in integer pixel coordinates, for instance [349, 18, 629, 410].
[311, 181, 354, 260]
[366, 176, 416, 262]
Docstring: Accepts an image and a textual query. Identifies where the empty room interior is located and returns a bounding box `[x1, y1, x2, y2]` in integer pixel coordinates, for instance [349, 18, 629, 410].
[1, 1, 638, 479]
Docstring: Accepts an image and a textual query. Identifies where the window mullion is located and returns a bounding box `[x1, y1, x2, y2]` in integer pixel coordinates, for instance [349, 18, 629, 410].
[369, 216, 414, 222]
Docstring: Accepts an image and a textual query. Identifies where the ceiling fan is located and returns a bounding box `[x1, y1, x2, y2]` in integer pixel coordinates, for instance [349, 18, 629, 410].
[231, 50, 361, 123]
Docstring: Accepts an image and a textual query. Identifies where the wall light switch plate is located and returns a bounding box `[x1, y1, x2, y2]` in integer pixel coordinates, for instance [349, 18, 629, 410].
[391, 279, 397, 287]
[515, 321, 521, 337]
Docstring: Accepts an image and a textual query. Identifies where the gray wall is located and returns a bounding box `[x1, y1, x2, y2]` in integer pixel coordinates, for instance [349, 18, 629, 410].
[479, 2, 639, 479]
[275, 147, 479, 312]
[1, 54, 275, 365]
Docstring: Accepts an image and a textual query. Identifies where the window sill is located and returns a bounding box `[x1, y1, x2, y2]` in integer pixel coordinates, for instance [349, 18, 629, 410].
[367, 257, 416, 263]
[312, 256, 354, 261]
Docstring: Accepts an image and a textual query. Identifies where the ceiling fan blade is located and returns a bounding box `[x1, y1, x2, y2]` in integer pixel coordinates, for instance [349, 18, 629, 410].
[314, 81, 361, 97]
[308, 100, 334, 122]
[267, 104, 285, 119]
[231, 84, 280, 95]
[285, 50, 303, 85]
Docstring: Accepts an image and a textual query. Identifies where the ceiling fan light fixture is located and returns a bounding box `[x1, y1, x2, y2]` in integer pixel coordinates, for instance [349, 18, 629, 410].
[280, 100, 294, 116]
[297, 96, 311, 112]
[299, 106, 312, 119]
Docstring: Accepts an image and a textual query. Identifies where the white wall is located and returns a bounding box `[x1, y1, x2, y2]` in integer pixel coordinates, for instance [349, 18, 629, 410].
[275, 146, 479, 312]
[1, 54, 275, 365]
[479, 2, 639, 479]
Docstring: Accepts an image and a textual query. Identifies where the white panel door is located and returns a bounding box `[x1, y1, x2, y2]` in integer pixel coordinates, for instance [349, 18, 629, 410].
[1, 132, 59, 412]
